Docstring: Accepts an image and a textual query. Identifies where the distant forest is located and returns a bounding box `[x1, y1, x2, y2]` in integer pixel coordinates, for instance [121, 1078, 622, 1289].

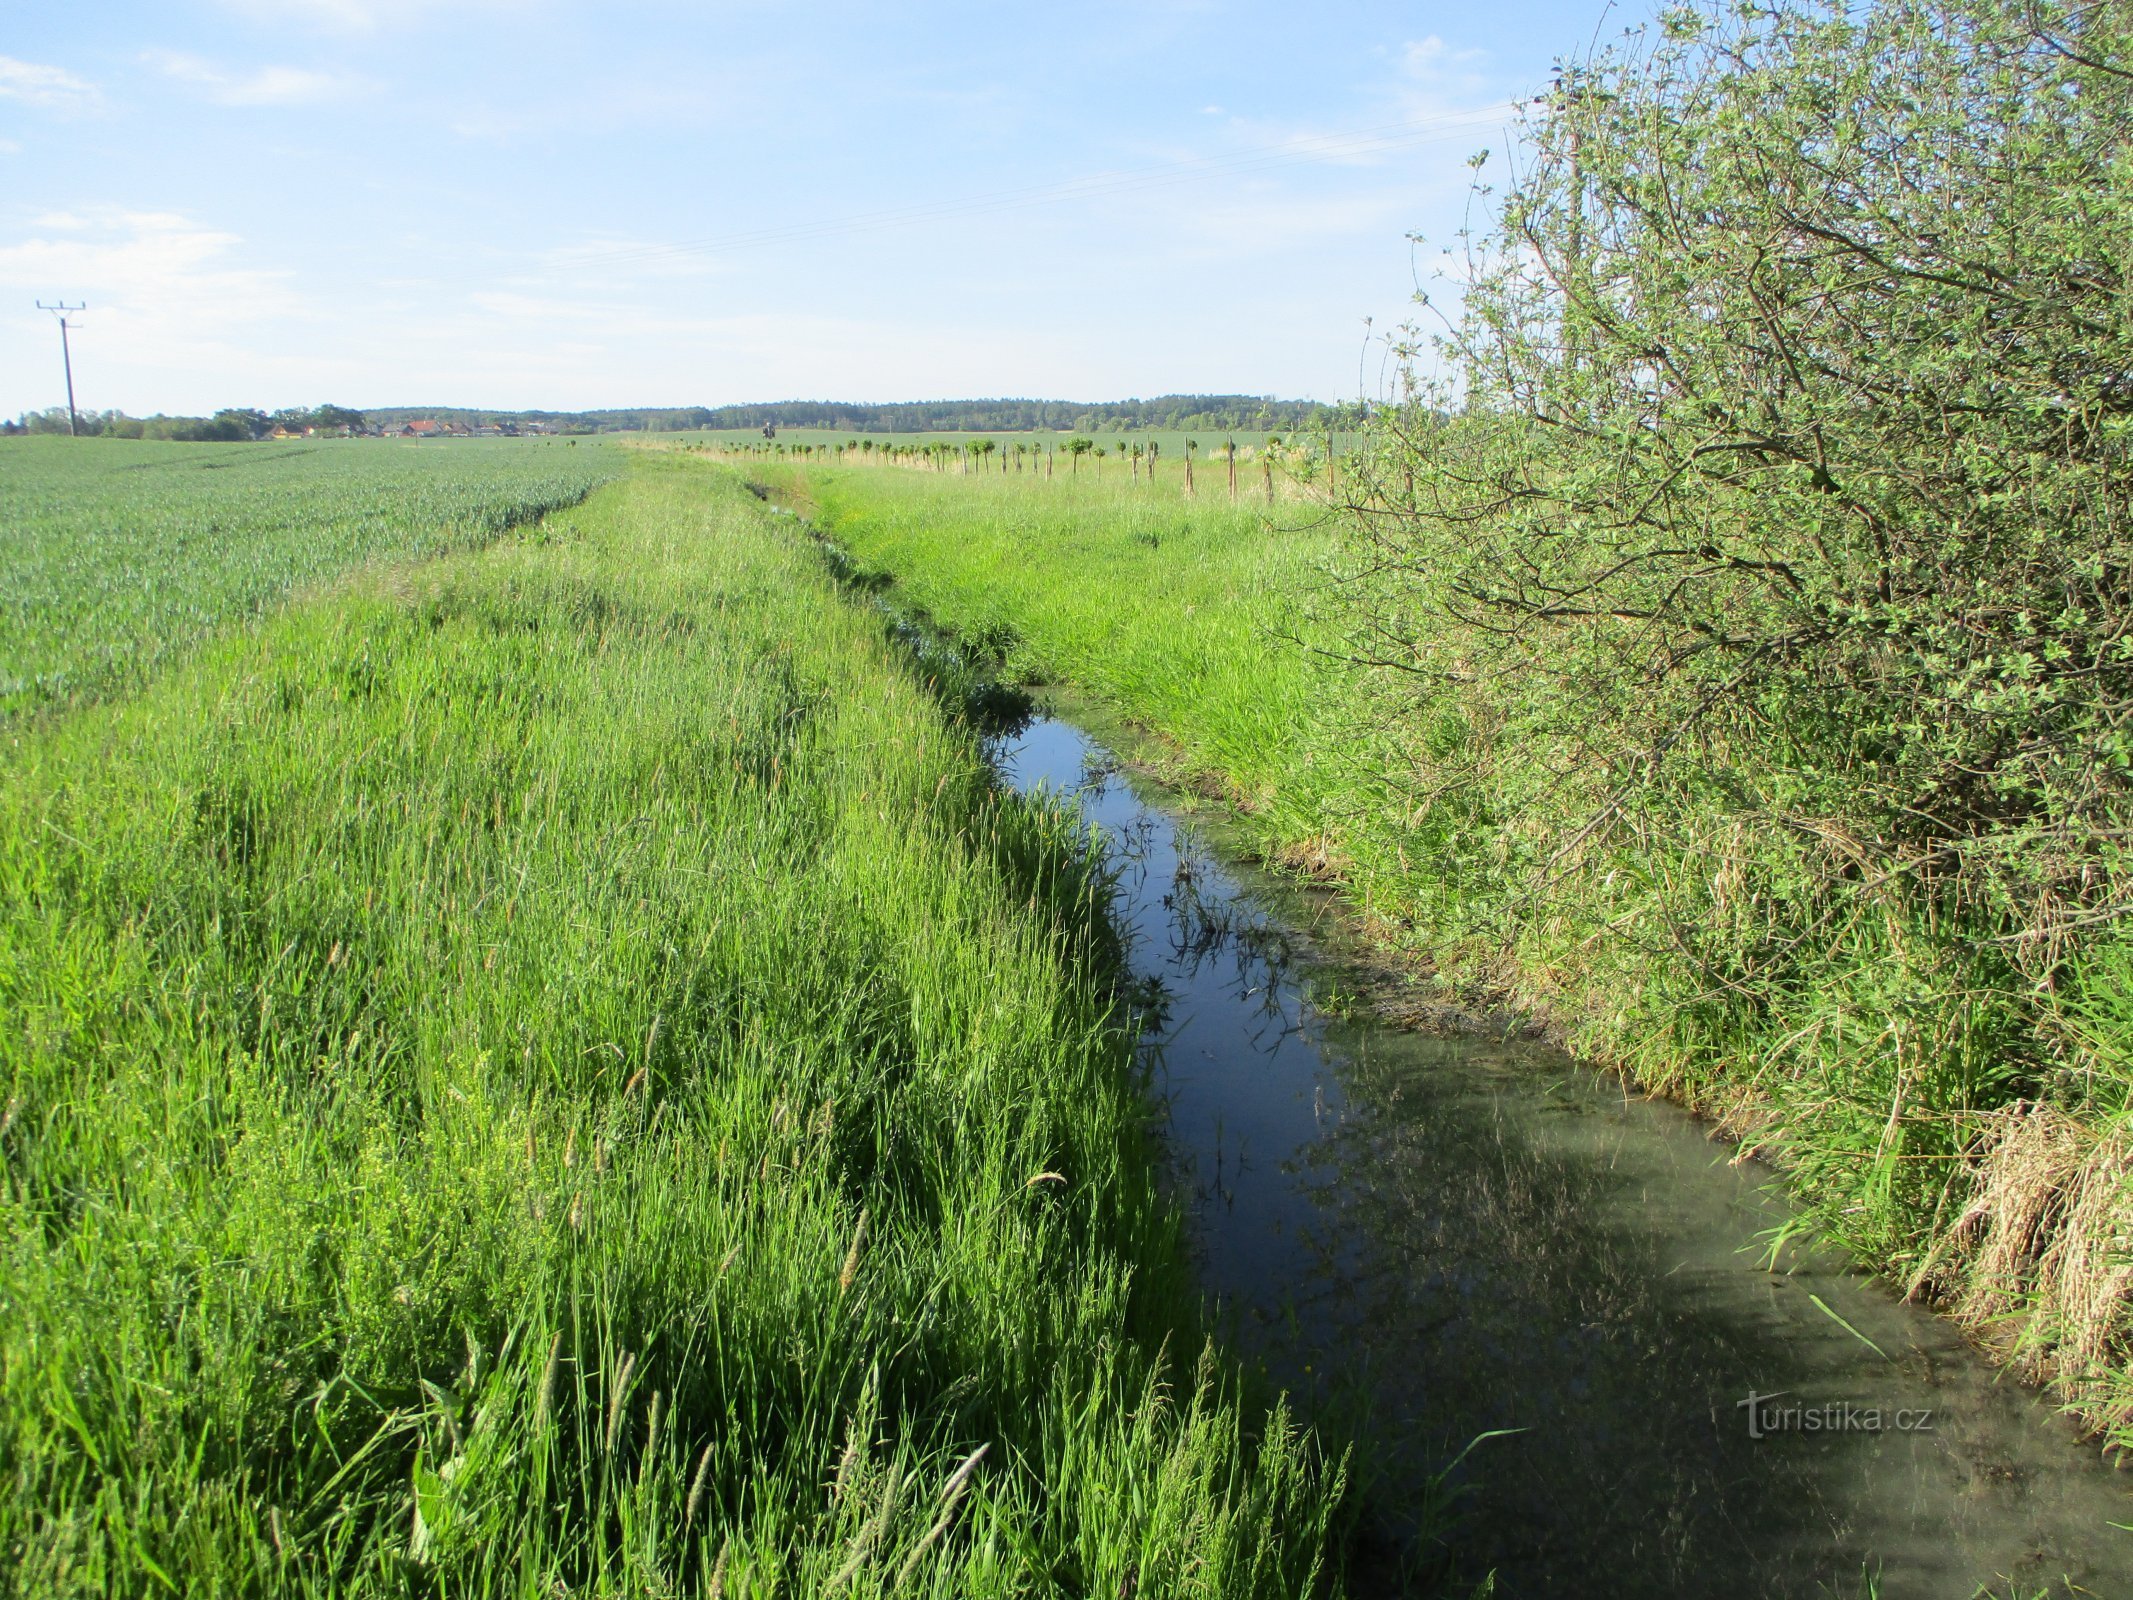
[363, 395, 1337, 434]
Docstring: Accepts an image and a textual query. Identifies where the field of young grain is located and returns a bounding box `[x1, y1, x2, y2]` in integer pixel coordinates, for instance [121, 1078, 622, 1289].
[0, 436, 612, 717]
[0, 447, 1348, 1596]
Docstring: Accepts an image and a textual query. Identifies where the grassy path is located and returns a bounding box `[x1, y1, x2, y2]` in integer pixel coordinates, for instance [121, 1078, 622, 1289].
[0, 452, 1345, 1596]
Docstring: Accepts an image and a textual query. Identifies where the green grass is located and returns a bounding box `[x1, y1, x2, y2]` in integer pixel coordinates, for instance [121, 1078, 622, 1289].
[771, 457, 2133, 1447]
[0, 450, 1348, 1596]
[756, 461, 1379, 892]
[0, 436, 614, 717]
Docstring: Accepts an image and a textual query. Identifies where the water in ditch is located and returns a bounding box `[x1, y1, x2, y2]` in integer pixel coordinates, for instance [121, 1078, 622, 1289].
[992, 707, 2133, 1599]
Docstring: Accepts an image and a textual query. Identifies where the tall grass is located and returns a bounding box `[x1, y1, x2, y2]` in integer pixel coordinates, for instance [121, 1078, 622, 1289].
[773, 454, 2133, 1448]
[759, 463, 1360, 841]
[0, 452, 1346, 1595]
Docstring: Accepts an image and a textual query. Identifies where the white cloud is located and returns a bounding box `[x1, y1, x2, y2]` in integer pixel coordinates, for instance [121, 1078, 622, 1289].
[220, 65, 359, 106]
[142, 49, 365, 107]
[0, 208, 316, 393]
[0, 56, 100, 111]
[1390, 34, 1501, 123]
[1155, 189, 1417, 254]
[0, 139, 24, 156]
[1400, 36, 1487, 78]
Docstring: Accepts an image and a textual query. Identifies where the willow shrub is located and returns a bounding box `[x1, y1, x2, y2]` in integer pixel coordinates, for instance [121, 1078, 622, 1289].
[1340, 0, 2133, 1419]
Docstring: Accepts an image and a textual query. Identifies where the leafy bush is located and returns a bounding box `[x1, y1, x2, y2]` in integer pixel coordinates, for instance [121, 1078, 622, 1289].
[1342, 0, 2133, 1422]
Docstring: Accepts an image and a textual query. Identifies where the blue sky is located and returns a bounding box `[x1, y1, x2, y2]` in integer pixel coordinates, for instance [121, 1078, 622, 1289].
[0, 1, 1619, 415]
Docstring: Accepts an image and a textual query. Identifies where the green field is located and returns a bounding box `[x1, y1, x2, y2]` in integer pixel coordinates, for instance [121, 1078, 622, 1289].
[0, 447, 1348, 1596]
[0, 436, 613, 717]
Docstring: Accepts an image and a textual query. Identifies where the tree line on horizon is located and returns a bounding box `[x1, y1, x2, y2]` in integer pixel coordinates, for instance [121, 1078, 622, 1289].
[363, 395, 1340, 435]
[4, 404, 365, 442]
[4, 396, 1346, 443]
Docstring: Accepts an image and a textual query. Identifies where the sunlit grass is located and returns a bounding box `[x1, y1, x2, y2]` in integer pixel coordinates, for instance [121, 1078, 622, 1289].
[758, 460, 1358, 831]
[0, 453, 1349, 1595]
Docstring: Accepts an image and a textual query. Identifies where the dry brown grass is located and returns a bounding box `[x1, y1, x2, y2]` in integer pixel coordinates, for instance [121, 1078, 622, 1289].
[1911, 1101, 2133, 1438]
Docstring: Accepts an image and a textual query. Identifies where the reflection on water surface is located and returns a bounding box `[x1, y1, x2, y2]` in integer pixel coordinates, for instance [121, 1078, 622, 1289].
[995, 712, 2132, 1600]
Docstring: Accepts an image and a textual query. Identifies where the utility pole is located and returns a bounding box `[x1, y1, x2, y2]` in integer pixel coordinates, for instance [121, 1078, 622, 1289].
[35, 301, 86, 436]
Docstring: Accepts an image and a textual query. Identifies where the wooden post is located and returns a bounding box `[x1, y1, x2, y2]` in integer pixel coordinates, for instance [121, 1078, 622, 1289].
[1184, 445, 1195, 499]
[1226, 439, 1236, 502]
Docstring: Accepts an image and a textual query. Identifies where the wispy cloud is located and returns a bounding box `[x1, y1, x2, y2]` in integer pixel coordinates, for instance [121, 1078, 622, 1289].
[0, 56, 100, 112]
[1151, 43, 1509, 185]
[1150, 188, 1418, 255]
[142, 49, 366, 107]
[1400, 35, 1487, 79]
[0, 208, 313, 369]
[1391, 34, 1501, 121]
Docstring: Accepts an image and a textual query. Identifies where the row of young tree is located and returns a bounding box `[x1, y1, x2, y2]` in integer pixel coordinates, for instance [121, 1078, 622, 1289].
[1342, 0, 2133, 1419]
[4, 404, 366, 441]
[695, 431, 1336, 500]
[686, 395, 1334, 434]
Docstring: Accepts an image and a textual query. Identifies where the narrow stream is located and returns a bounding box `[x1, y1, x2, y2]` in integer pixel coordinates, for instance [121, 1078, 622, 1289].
[993, 706, 2133, 1599]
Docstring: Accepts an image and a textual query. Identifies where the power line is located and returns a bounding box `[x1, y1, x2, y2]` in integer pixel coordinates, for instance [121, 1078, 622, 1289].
[556, 102, 1520, 273]
[34, 301, 85, 437]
